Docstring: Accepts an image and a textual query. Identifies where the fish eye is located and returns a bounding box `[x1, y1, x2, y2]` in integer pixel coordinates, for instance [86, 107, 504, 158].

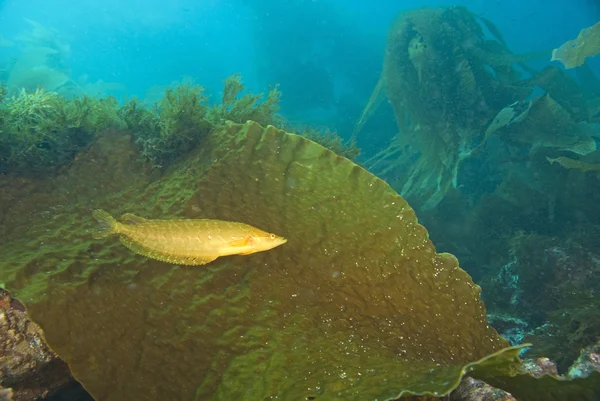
[270, 234, 276, 240]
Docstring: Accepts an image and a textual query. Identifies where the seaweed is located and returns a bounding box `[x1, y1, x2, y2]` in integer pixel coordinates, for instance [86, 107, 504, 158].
[552, 21, 600, 69]
[206, 73, 282, 126]
[0, 87, 122, 175]
[484, 231, 600, 372]
[525, 299, 600, 373]
[121, 75, 282, 169]
[120, 82, 212, 169]
[357, 6, 544, 209]
[547, 154, 600, 180]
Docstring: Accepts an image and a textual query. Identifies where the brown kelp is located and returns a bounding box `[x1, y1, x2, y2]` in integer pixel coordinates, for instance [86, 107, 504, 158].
[354, 6, 548, 209]
[205, 73, 282, 126]
[552, 21, 600, 69]
[0, 119, 598, 400]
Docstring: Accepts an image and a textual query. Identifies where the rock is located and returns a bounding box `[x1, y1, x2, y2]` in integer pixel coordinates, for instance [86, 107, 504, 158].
[451, 377, 516, 401]
[522, 357, 559, 377]
[0, 288, 71, 400]
[569, 340, 600, 379]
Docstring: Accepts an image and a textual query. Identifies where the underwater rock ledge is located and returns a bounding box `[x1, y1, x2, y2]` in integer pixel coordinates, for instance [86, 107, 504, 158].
[0, 288, 72, 400]
[0, 121, 599, 400]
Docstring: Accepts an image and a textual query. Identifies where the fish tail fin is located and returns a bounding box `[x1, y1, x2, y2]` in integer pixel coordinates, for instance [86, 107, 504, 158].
[92, 209, 119, 239]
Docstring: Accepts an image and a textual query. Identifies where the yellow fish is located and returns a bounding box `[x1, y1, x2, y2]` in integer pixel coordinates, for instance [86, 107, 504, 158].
[91, 209, 287, 266]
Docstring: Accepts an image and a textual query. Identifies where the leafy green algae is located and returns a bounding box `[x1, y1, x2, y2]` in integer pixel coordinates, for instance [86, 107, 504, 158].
[0, 88, 122, 175]
[0, 121, 598, 400]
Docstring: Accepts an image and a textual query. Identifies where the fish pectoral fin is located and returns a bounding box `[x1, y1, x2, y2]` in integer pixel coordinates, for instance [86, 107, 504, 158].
[228, 236, 252, 248]
[238, 250, 256, 255]
[120, 213, 149, 225]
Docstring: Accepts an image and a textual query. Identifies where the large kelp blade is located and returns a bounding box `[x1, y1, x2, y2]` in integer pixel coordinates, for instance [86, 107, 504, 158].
[552, 21, 600, 69]
[0, 122, 598, 400]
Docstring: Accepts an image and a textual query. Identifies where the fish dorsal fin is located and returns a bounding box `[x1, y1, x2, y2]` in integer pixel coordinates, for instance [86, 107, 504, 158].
[229, 236, 252, 248]
[120, 213, 149, 225]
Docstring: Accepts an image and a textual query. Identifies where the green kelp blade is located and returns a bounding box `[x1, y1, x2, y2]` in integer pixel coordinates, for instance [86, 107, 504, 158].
[552, 21, 600, 69]
[0, 121, 599, 400]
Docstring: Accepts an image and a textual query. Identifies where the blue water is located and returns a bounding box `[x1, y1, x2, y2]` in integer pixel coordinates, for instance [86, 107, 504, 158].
[1, 0, 598, 134]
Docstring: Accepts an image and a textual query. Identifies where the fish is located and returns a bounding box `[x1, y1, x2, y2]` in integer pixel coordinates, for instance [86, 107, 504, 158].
[91, 209, 287, 266]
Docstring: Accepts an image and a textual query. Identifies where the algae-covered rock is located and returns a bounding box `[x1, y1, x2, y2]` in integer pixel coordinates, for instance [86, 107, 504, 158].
[0, 288, 72, 400]
[0, 121, 598, 400]
[570, 341, 600, 379]
[450, 377, 516, 401]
